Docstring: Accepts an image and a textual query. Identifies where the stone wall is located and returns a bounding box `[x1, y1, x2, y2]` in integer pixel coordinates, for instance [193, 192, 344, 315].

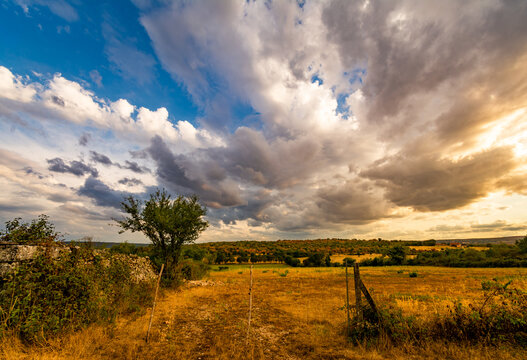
[0, 243, 66, 277]
[0, 243, 156, 283]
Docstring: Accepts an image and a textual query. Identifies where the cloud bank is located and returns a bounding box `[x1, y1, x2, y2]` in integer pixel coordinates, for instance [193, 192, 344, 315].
[1, 0, 526, 241]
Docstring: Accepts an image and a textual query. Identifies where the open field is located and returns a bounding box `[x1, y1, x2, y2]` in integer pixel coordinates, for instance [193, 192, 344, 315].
[2, 265, 527, 360]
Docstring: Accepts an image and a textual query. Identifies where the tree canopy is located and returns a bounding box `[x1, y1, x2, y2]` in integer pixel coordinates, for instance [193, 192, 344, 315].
[0, 214, 60, 244]
[115, 189, 208, 275]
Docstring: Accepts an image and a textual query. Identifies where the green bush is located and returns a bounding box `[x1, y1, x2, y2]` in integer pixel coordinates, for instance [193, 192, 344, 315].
[409, 272, 418, 278]
[0, 245, 154, 342]
[0, 215, 61, 244]
[177, 259, 210, 281]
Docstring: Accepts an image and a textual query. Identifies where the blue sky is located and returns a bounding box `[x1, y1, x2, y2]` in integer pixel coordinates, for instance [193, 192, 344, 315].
[0, 0, 526, 243]
[0, 0, 200, 123]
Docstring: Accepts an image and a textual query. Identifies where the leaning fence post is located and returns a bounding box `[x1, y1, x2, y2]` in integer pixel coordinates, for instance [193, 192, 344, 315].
[246, 265, 253, 344]
[353, 263, 362, 321]
[146, 263, 164, 343]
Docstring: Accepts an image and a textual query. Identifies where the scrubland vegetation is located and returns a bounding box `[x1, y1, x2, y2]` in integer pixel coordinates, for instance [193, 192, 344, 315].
[2, 265, 527, 359]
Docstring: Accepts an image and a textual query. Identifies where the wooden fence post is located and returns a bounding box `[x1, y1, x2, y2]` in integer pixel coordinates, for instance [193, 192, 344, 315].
[359, 279, 379, 317]
[246, 265, 253, 343]
[146, 263, 164, 343]
[345, 263, 351, 336]
[353, 263, 362, 321]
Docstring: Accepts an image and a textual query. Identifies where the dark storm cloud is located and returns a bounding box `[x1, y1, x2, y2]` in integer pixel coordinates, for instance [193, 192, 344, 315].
[89, 151, 113, 166]
[147, 135, 244, 208]
[122, 160, 149, 174]
[118, 177, 144, 186]
[47, 157, 99, 177]
[77, 176, 125, 209]
[362, 147, 518, 212]
[313, 179, 395, 225]
[88, 151, 151, 174]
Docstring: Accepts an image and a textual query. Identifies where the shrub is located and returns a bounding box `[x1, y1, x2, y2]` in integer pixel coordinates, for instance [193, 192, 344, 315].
[409, 272, 418, 278]
[342, 258, 356, 267]
[284, 256, 301, 267]
[0, 215, 61, 244]
[0, 245, 154, 342]
[178, 259, 210, 281]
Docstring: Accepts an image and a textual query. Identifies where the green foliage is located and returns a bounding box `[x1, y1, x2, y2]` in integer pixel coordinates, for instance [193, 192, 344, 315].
[177, 259, 210, 281]
[0, 246, 154, 342]
[278, 270, 289, 277]
[116, 189, 208, 282]
[236, 253, 249, 263]
[342, 258, 356, 267]
[303, 253, 325, 267]
[516, 235, 527, 254]
[284, 256, 301, 267]
[387, 246, 407, 265]
[409, 272, 418, 278]
[0, 215, 61, 244]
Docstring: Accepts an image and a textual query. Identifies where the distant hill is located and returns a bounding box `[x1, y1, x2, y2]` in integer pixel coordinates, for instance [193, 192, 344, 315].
[64, 241, 150, 248]
[435, 236, 524, 245]
[66, 235, 524, 249]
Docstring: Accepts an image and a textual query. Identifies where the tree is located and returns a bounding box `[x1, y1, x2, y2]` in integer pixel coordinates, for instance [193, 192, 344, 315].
[0, 214, 61, 244]
[387, 245, 407, 265]
[516, 235, 527, 254]
[116, 189, 208, 277]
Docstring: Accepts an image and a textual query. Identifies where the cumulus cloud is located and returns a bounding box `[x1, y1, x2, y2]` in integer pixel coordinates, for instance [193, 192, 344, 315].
[0, 66, 221, 149]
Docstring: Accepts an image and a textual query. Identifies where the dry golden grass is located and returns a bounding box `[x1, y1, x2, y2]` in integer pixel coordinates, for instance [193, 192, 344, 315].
[2, 265, 527, 360]
[330, 254, 383, 262]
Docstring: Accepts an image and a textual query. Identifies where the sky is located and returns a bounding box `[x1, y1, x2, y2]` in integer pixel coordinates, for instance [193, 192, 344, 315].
[0, 0, 526, 243]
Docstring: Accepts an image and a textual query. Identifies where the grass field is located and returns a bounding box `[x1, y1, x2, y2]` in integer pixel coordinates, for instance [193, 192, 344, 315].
[2, 265, 527, 359]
